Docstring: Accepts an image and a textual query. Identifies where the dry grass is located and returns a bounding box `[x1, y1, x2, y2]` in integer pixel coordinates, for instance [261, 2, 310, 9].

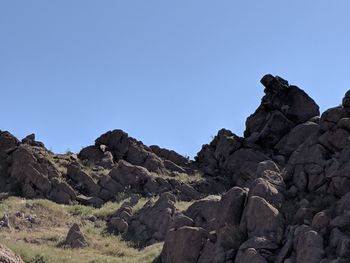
[65, 196, 149, 220]
[149, 170, 204, 186]
[174, 201, 193, 212]
[0, 197, 162, 263]
[2, 237, 163, 263]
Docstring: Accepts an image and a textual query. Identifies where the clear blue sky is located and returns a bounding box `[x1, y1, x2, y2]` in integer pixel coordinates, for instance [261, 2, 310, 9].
[1, 1, 350, 158]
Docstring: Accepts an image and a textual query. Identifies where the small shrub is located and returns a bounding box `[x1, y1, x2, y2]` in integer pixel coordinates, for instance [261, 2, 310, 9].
[29, 255, 47, 263]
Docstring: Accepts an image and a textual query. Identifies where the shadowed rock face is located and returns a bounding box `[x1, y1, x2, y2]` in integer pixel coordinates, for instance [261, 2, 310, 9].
[0, 127, 201, 207]
[4, 74, 350, 262]
[195, 75, 320, 187]
[159, 75, 350, 263]
[65, 223, 88, 248]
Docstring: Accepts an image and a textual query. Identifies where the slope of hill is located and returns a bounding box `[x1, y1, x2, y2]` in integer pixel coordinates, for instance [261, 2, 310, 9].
[1, 74, 350, 263]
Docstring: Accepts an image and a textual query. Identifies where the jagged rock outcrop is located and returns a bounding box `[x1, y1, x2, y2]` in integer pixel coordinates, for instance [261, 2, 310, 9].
[4, 74, 350, 263]
[10, 145, 59, 198]
[127, 192, 177, 245]
[245, 75, 319, 146]
[0, 129, 200, 207]
[0, 131, 19, 158]
[161, 226, 208, 263]
[0, 131, 20, 192]
[89, 129, 192, 175]
[160, 75, 350, 263]
[195, 75, 320, 190]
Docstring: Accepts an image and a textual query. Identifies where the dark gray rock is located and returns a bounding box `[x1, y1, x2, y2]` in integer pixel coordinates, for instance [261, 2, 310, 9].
[65, 223, 88, 248]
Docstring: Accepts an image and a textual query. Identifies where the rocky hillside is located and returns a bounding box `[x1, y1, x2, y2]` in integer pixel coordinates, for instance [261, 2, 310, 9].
[1, 74, 350, 262]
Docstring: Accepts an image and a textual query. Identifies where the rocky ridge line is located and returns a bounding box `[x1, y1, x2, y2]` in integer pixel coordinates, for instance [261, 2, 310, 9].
[1, 74, 350, 262]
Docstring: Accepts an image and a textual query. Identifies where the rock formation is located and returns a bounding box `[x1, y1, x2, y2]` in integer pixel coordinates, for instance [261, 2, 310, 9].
[160, 75, 350, 262]
[2, 74, 350, 262]
[65, 223, 88, 248]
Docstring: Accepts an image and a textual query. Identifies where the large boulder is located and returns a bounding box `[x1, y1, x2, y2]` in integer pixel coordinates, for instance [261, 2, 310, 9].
[67, 164, 100, 196]
[223, 148, 269, 186]
[242, 196, 284, 243]
[65, 223, 88, 248]
[21, 133, 45, 148]
[98, 175, 124, 200]
[161, 226, 207, 263]
[78, 145, 114, 168]
[195, 129, 242, 175]
[109, 160, 150, 190]
[95, 129, 167, 173]
[296, 230, 324, 263]
[245, 74, 319, 149]
[150, 145, 190, 167]
[275, 121, 319, 155]
[286, 140, 328, 192]
[128, 192, 177, 244]
[49, 177, 76, 204]
[235, 236, 279, 262]
[0, 131, 19, 158]
[185, 195, 221, 230]
[248, 178, 284, 209]
[215, 187, 247, 228]
[10, 145, 55, 198]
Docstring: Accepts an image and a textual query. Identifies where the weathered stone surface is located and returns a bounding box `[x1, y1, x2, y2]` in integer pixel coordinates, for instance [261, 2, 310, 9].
[177, 183, 201, 200]
[161, 226, 207, 263]
[223, 148, 269, 185]
[245, 75, 319, 146]
[248, 178, 284, 209]
[170, 212, 194, 230]
[98, 175, 124, 197]
[0, 131, 19, 157]
[10, 145, 55, 198]
[128, 193, 177, 244]
[275, 122, 319, 155]
[256, 160, 280, 177]
[311, 212, 330, 231]
[342, 90, 350, 108]
[109, 160, 150, 188]
[150, 145, 190, 167]
[319, 128, 350, 152]
[255, 110, 295, 148]
[49, 177, 76, 204]
[78, 145, 114, 168]
[78, 145, 104, 162]
[197, 240, 215, 263]
[216, 187, 247, 228]
[65, 223, 88, 248]
[95, 129, 189, 174]
[296, 230, 324, 263]
[242, 196, 284, 242]
[195, 129, 242, 175]
[335, 192, 350, 215]
[110, 217, 128, 234]
[67, 164, 100, 196]
[185, 195, 220, 230]
[21, 133, 45, 148]
[235, 248, 268, 263]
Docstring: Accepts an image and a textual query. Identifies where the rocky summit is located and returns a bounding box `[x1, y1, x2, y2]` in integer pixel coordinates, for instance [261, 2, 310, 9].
[1, 74, 350, 262]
